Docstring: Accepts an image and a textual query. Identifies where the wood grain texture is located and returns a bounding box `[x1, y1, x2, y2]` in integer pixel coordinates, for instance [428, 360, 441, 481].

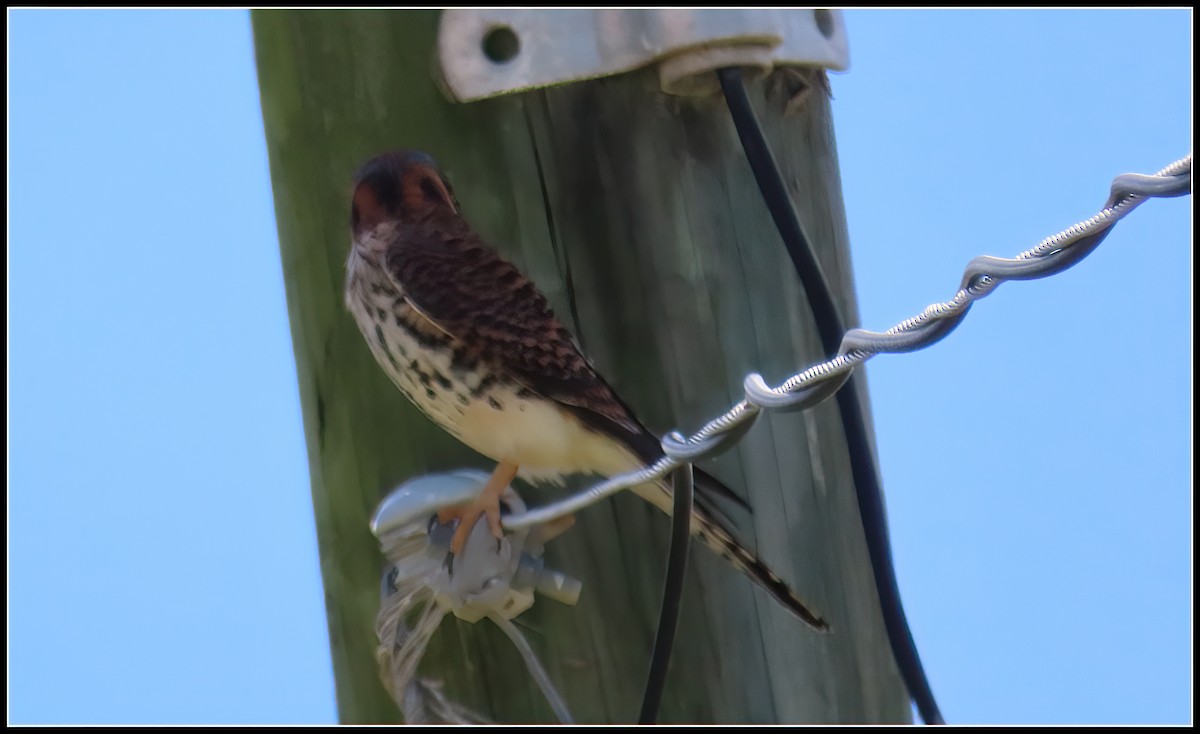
[252, 9, 909, 724]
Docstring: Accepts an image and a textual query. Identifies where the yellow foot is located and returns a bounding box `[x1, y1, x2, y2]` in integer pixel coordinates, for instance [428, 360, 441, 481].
[436, 461, 518, 555]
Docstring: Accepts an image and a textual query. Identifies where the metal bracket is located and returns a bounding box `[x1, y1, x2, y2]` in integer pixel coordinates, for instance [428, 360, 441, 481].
[371, 470, 580, 722]
[371, 470, 581, 623]
[437, 9, 849, 102]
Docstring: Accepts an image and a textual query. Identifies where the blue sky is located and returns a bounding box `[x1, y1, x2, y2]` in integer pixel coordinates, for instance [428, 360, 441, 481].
[8, 9, 1191, 725]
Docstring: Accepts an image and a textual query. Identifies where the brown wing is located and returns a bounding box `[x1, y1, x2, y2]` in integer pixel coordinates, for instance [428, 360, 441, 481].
[384, 217, 752, 515]
[383, 217, 653, 447]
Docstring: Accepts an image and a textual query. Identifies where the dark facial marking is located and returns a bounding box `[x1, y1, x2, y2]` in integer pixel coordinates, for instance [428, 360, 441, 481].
[420, 177, 445, 204]
[352, 164, 401, 236]
[401, 163, 457, 216]
[350, 149, 464, 242]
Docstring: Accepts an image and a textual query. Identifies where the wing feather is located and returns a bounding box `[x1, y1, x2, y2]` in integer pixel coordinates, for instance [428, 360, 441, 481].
[383, 217, 750, 514]
[383, 218, 644, 437]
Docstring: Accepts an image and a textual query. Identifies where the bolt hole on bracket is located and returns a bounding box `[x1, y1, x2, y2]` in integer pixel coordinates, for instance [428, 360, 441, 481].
[437, 9, 849, 102]
[482, 24, 519, 64]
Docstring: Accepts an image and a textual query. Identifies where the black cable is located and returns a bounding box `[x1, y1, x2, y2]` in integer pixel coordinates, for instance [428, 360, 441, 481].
[717, 65, 945, 725]
[638, 463, 695, 724]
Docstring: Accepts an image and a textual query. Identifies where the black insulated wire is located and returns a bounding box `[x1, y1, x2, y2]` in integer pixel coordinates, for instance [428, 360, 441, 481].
[637, 464, 695, 724]
[717, 65, 944, 725]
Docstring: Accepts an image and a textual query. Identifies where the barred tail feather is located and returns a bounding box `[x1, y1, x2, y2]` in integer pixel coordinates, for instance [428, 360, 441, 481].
[631, 479, 829, 632]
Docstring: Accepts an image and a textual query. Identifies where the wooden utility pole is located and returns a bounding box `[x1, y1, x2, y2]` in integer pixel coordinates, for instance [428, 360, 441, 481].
[253, 9, 910, 724]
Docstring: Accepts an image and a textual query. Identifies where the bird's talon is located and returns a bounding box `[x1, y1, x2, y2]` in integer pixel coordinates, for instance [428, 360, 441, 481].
[441, 490, 505, 556]
[486, 507, 505, 540]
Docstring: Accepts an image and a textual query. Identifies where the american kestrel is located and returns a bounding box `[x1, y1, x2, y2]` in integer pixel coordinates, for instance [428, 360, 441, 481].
[344, 150, 826, 631]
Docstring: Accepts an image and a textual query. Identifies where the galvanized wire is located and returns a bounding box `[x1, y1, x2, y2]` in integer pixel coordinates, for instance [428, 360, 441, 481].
[504, 153, 1191, 531]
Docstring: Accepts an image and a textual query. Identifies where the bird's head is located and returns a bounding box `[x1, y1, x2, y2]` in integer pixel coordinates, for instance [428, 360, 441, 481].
[350, 150, 459, 240]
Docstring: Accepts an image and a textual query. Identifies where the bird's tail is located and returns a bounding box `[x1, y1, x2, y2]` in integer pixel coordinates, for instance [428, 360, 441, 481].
[630, 472, 828, 632]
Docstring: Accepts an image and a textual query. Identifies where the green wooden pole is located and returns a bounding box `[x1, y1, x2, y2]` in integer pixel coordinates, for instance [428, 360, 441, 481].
[252, 9, 910, 724]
